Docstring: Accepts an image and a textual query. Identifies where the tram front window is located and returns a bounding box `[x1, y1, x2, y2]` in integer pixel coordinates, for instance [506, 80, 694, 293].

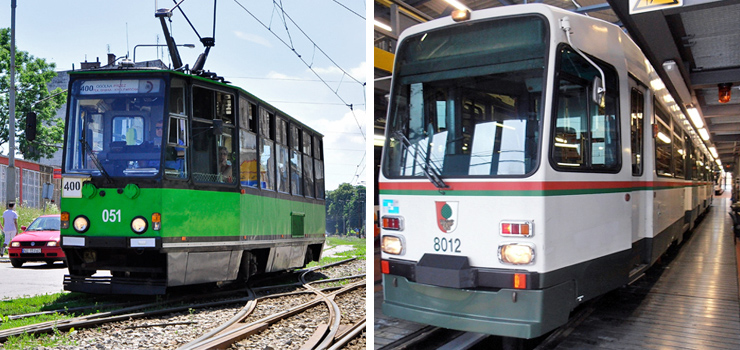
[64, 78, 166, 178]
[383, 16, 547, 179]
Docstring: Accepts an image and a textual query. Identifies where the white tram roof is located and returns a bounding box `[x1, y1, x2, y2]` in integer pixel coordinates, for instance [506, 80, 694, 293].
[394, 3, 712, 160]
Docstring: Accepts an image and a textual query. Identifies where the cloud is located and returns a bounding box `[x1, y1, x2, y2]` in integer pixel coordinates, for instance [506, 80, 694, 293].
[234, 31, 272, 47]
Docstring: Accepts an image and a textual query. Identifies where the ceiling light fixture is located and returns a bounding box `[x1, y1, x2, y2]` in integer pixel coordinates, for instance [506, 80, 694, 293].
[662, 60, 692, 106]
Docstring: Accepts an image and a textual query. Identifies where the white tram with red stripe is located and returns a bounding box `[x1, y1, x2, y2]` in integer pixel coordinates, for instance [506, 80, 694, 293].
[378, 4, 716, 340]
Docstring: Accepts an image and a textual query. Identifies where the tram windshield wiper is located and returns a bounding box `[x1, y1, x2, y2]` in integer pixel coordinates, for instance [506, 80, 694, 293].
[80, 138, 114, 184]
[393, 131, 449, 191]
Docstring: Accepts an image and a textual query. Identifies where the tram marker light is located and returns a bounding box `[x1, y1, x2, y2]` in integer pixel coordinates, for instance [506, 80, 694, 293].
[381, 260, 390, 274]
[152, 213, 161, 231]
[382, 216, 404, 231]
[498, 243, 535, 265]
[382, 235, 404, 255]
[514, 273, 527, 289]
[500, 221, 532, 237]
[61, 212, 70, 229]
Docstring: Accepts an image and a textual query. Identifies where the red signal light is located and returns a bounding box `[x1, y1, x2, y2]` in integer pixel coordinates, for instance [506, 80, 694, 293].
[382, 216, 402, 230]
[381, 260, 390, 274]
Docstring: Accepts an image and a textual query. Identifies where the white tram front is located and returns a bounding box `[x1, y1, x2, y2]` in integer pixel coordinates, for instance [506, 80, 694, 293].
[379, 4, 715, 339]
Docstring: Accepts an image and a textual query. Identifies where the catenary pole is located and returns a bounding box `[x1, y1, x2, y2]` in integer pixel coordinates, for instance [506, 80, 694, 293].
[7, 0, 17, 206]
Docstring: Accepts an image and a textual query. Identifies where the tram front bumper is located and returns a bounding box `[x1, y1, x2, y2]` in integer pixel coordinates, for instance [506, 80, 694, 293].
[381, 274, 576, 339]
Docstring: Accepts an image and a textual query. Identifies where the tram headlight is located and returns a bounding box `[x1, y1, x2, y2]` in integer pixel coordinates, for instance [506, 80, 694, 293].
[498, 243, 535, 265]
[131, 216, 148, 234]
[73, 216, 90, 233]
[381, 235, 404, 255]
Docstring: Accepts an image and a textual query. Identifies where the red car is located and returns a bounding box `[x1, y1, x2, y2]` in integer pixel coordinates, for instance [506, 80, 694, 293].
[7, 214, 65, 268]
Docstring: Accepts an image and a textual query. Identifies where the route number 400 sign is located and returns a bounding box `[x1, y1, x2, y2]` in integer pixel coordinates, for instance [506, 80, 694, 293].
[62, 177, 88, 198]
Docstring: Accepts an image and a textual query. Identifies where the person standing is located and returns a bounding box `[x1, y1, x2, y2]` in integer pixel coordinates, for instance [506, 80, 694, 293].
[1, 202, 19, 257]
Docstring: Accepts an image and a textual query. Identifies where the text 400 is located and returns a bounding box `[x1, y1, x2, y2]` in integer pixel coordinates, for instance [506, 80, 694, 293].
[434, 237, 461, 253]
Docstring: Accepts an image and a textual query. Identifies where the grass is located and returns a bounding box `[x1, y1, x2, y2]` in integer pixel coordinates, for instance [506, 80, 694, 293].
[0, 292, 150, 349]
[307, 235, 366, 267]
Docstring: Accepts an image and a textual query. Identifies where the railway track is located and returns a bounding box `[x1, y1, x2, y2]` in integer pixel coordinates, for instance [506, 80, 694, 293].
[0, 258, 366, 350]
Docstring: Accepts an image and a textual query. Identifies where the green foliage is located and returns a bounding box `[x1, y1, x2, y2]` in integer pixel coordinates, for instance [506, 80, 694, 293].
[1, 28, 66, 161]
[326, 183, 366, 236]
[15, 203, 60, 229]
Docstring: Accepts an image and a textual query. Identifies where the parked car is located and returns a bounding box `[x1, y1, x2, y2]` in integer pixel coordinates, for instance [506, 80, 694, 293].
[7, 214, 65, 268]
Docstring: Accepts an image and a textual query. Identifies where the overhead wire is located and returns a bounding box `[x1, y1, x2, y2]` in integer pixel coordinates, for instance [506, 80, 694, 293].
[232, 0, 367, 184]
[331, 0, 365, 20]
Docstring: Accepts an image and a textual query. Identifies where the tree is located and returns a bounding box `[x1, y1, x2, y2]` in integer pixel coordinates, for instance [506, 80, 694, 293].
[1, 28, 66, 161]
[326, 183, 365, 236]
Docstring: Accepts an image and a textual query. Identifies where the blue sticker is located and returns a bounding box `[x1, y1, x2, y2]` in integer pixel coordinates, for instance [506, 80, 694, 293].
[383, 199, 399, 214]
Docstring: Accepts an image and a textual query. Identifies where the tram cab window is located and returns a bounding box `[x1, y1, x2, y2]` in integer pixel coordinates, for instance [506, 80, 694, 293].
[239, 98, 259, 188]
[314, 136, 325, 199]
[551, 45, 619, 172]
[191, 86, 236, 184]
[260, 108, 276, 191]
[290, 125, 303, 196]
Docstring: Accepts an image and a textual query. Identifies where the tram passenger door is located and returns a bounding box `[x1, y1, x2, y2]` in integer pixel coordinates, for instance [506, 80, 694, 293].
[629, 81, 650, 273]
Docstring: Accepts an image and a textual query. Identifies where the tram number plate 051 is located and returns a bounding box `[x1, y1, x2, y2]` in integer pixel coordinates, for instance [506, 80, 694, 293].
[433, 237, 461, 253]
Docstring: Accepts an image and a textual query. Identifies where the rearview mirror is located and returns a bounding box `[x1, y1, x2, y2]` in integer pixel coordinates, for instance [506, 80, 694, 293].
[213, 119, 223, 135]
[592, 77, 605, 104]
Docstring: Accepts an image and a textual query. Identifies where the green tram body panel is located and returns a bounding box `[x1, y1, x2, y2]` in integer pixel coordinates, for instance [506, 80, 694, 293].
[62, 188, 325, 239]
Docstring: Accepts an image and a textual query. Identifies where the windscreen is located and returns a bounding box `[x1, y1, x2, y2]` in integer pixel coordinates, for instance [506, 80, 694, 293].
[383, 15, 548, 179]
[64, 78, 166, 178]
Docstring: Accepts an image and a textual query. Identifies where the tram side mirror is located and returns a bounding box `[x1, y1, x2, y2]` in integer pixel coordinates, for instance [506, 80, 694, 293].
[213, 119, 223, 135]
[26, 111, 37, 142]
[592, 77, 604, 104]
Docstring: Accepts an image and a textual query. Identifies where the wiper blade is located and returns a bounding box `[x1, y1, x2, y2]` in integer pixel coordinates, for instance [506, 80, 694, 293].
[393, 131, 449, 191]
[80, 139, 114, 184]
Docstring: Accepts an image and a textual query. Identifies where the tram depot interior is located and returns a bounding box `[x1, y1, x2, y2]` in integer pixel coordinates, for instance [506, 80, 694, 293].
[373, 0, 740, 344]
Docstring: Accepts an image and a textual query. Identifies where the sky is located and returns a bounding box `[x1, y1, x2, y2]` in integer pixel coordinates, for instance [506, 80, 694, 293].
[0, 0, 368, 191]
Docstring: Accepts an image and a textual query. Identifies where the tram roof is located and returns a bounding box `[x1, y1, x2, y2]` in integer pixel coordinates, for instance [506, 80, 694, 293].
[69, 68, 323, 137]
[375, 0, 740, 171]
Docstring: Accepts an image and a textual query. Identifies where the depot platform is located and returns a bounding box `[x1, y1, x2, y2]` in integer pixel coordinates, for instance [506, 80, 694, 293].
[374, 191, 740, 349]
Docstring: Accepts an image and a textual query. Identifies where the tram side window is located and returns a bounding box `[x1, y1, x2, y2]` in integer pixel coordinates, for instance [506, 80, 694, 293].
[290, 125, 303, 196]
[630, 88, 644, 176]
[192, 87, 236, 184]
[303, 130, 314, 198]
[654, 104, 673, 177]
[239, 98, 258, 187]
[165, 79, 188, 179]
[260, 108, 275, 191]
[673, 130, 685, 179]
[551, 45, 619, 172]
[275, 117, 289, 193]
[314, 135, 325, 199]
